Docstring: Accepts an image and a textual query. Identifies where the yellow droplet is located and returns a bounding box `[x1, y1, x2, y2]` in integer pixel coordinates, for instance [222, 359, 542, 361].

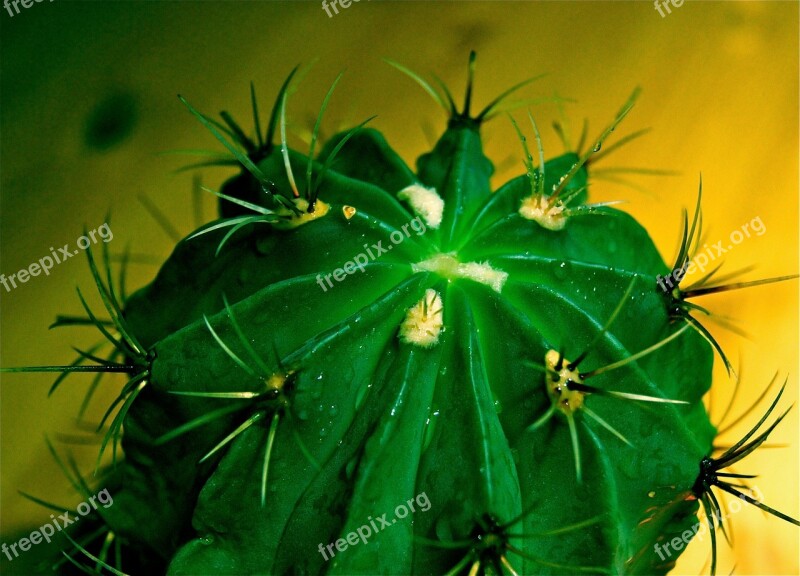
[342, 205, 357, 220]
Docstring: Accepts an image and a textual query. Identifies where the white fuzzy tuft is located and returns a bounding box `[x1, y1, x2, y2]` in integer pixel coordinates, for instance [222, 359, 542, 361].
[398, 184, 444, 229]
[399, 289, 444, 348]
[455, 261, 509, 293]
[412, 254, 508, 294]
[519, 195, 567, 231]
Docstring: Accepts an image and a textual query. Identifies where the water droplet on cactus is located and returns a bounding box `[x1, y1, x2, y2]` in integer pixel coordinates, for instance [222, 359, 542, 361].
[345, 457, 358, 479]
[554, 260, 569, 279]
[199, 535, 214, 546]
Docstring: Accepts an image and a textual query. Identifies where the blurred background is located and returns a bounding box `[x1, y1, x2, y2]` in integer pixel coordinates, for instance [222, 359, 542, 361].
[1, 1, 797, 574]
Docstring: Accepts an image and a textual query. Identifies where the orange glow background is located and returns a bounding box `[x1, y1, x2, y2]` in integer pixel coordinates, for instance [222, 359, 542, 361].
[1, 1, 797, 574]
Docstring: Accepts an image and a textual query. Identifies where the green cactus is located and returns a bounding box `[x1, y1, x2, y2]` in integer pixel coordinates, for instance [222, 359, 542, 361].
[2, 54, 797, 576]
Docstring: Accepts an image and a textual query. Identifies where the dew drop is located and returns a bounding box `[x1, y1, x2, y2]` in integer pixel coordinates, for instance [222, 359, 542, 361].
[345, 457, 358, 479]
[422, 409, 439, 453]
[355, 381, 371, 411]
[434, 516, 456, 543]
[554, 261, 569, 280]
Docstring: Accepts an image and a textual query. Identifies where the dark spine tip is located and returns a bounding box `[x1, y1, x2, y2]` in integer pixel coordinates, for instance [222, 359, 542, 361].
[462, 51, 477, 118]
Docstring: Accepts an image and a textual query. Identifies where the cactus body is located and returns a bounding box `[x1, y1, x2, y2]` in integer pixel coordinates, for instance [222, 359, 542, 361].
[5, 58, 797, 576]
[114, 69, 718, 575]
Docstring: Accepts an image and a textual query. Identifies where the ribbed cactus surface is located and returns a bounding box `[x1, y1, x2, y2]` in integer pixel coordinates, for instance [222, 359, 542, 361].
[5, 55, 797, 576]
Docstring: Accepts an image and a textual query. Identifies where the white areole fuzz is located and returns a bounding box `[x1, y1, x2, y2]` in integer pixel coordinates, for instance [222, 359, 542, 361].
[399, 289, 444, 348]
[519, 194, 567, 231]
[412, 253, 508, 294]
[398, 183, 444, 229]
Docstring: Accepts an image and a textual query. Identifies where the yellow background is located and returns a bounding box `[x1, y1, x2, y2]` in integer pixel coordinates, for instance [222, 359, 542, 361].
[1, 1, 798, 574]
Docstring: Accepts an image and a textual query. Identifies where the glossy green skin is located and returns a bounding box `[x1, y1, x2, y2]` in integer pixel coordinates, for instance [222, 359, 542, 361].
[110, 113, 715, 575]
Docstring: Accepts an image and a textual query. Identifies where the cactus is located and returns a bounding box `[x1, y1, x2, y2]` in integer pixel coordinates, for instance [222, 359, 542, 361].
[2, 54, 797, 575]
